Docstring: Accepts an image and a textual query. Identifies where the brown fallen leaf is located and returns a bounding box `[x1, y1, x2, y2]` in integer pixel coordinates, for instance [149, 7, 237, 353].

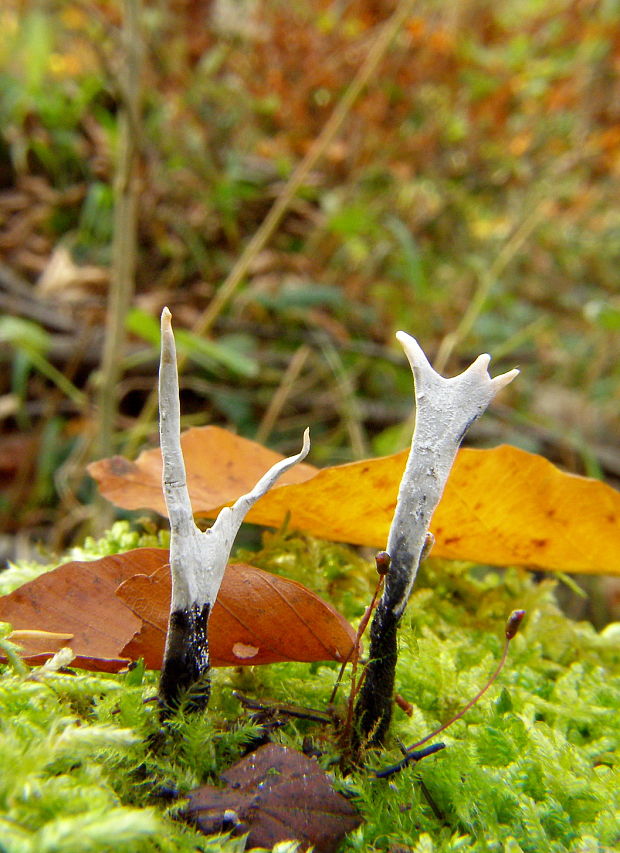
[0, 548, 355, 671]
[118, 559, 356, 668]
[0, 550, 152, 672]
[89, 429, 620, 575]
[183, 742, 361, 853]
[87, 425, 318, 518]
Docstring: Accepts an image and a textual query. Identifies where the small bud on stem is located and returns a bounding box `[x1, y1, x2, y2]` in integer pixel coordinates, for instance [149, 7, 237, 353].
[505, 609, 526, 640]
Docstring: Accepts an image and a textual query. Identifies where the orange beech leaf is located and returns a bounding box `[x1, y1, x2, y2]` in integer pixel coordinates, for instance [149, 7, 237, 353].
[87, 426, 318, 518]
[244, 444, 620, 574]
[429, 445, 620, 574]
[118, 560, 355, 667]
[89, 429, 620, 575]
[0, 548, 355, 671]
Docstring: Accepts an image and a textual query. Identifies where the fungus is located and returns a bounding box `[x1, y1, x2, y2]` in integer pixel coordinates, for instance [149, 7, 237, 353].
[158, 308, 310, 711]
[352, 332, 518, 752]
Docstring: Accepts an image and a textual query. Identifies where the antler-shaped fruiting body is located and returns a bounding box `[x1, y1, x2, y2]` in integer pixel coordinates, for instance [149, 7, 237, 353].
[158, 308, 310, 711]
[351, 333, 518, 754]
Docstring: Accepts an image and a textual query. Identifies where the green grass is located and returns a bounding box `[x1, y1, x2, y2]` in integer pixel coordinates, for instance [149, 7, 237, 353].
[0, 525, 618, 852]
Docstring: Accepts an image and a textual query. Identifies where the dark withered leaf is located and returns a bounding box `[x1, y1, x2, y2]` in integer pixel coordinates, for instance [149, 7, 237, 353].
[183, 742, 361, 852]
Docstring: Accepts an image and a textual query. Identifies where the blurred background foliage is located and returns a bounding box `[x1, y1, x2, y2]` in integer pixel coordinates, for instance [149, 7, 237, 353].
[0, 0, 618, 583]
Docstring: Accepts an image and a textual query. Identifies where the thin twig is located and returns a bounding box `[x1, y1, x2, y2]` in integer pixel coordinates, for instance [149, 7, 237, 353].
[329, 572, 384, 707]
[433, 148, 586, 376]
[193, 0, 416, 336]
[255, 344, 311, 445]
[233, 692, 333, 725]
[434, 199, 551, 373]
[318, 333, 369, 460]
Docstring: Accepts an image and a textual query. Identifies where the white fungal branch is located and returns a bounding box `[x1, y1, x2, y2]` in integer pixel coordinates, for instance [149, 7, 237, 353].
[385, 332, 519, 618]
[159, 307, 311, 614]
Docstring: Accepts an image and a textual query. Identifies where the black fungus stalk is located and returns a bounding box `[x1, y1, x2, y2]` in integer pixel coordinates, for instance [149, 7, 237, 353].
[350, 534, 432, 754]
[350, 597, 400, 751]
[159, 604, 211, 712]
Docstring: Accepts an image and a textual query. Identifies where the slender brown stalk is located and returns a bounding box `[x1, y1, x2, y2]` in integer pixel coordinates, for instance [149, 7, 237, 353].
[402, 611, 526, 753]
[329, 574, 384, 708]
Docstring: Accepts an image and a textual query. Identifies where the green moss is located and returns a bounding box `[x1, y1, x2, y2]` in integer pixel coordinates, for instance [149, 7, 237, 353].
[0, 525, 618, 852]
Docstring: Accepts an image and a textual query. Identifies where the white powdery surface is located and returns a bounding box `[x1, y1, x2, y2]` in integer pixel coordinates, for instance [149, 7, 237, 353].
[159, 307, 310, 613]
[385, 332, 519, 617]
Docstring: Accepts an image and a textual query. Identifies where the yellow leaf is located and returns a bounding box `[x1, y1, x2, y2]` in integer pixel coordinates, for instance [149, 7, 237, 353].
[89, 428, 620, 575]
